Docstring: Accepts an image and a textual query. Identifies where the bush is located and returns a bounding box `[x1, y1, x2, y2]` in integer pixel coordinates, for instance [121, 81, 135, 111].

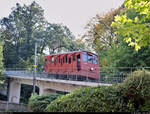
[119, 69, 150, 112]
[45, 69, 150, 112]
[45, 85, 134, 112]
[28, 93, 62, 112]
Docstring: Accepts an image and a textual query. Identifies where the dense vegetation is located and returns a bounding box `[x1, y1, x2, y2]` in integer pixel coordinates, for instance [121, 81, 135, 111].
[0, 43, 5, 91]
[45, 69, 150, 112]
[0, 1, 86, 69]
[82, 0, 150, 72]
[28, 93, 62, 112]
[20, 84, 39, 104]
[112, 0, 150, 50]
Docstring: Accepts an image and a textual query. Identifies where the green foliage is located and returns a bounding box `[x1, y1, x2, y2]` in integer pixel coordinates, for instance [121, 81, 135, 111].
[82, 8, 122, 52]
[43, 23, 85, 54]
[21, 54, 45, 72]
[98, 6, 150, 72]
[100, 39, 150, 70]
[45, 85, 133, 112]
[112, 0, 150, 50]
[119, 69, 150, 111]
[1, 1, 45, 68]
[0, 42, 5, 90]
[28, 93, 62, 112]
[0, 1, 85, 69]
[20, 84, 39, 104]
[45, 69, 150, 112]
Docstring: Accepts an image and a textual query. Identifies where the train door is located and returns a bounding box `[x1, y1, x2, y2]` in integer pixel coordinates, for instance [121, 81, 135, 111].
[77, 54, 81, 71]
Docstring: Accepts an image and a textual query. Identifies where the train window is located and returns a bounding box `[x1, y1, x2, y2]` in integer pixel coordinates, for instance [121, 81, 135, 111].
[61, 59, 63, 65]
[82, 52, 87, 62]
[88, 54, 93, 63]
[77, 54, 80, 62]
[69, 57, 71, 64]
[52, 57, 54, 62]
[48, 58, 51, 64]
[93, 55, 98, 64]
[45, 59, 48, 64]
[63, 56, 65, 64]
[73, 55, 76, 61]
[59, 56, 61, 63]
[54, 60, 56, 65]
[65, 55, 68, 63]
[55, 57, 58, 65]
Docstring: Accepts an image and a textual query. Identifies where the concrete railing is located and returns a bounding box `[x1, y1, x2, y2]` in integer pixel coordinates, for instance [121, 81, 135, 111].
[0, 100, 28, 112]
[6, 67, 149, 84]
[4, 68, 127, 84]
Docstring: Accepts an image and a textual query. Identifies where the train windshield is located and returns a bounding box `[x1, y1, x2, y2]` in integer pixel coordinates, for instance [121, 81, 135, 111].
[93, 55, 98, 64]
[88, 54, 93, 63]
[82, 52, 98, 64]
[82, 52, 87, 62]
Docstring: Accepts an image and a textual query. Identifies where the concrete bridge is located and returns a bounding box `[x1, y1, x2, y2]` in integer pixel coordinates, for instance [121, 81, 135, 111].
[5, 70, 111, 104]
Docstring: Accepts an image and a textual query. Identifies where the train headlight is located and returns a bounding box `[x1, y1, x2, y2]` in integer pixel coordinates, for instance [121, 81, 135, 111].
[90, 67, 94, 71]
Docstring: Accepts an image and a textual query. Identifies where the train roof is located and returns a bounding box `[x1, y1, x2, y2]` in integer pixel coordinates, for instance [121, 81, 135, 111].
[45, 50, 98, 57]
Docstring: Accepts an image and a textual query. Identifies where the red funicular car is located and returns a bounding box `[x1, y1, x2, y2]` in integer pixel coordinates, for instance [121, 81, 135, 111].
[44, 51, 100, 81]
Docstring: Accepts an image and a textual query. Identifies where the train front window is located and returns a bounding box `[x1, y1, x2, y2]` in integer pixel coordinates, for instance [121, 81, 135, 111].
[93, 55, 98, 64]
[88, 54, 93, 63]
[82, 52, 87, 62]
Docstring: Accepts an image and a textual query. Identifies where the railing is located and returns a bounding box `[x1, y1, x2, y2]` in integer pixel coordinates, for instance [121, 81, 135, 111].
[0, 100, 28, 112]
[4, 67, 150, 84]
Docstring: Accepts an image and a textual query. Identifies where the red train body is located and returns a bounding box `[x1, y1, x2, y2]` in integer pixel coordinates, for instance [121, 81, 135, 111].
[44, 51, 100, 80]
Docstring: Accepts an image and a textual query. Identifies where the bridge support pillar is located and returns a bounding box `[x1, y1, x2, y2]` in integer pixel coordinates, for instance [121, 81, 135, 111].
[8, 79, 21, 104]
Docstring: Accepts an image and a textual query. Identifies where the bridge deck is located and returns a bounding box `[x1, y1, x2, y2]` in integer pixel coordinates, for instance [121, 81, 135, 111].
[5, 70, 111, 87]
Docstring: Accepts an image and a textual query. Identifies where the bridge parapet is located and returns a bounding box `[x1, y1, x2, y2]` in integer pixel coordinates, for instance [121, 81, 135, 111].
[5, 69, 48, 78]
[5, 68, 128, 84]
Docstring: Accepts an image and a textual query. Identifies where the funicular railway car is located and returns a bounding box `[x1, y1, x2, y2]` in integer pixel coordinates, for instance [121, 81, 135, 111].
[44, 51, 100, 81]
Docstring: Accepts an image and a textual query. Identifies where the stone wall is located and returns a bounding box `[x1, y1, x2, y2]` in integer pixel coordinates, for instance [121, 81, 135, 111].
[0, 100, 28, 112]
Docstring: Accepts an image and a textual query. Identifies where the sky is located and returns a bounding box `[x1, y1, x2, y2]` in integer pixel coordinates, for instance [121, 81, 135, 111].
[0, 0, 125, 38]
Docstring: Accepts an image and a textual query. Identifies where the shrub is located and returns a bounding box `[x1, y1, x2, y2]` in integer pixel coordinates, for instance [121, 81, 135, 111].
[119, 69, 150, 112]
[45, 69, 150, 112]
[28, 93, 62, 112]
[45, 85, 134, 112]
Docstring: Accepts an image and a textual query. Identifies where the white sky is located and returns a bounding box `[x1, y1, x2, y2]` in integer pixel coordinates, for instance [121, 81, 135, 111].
[0, 0, 125, 38]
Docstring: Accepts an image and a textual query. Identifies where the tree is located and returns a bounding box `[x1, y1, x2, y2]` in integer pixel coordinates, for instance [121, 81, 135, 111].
[82, 8, 122, 53]
[112, 0, 150, 51]
[0, 2, 46, 68]
[41, 23, 86, 54]
[0, 42, 5, 90]
[100, 39, 150, 68]
[100, 7, 150, 71]
[0, 1, 86, 69]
